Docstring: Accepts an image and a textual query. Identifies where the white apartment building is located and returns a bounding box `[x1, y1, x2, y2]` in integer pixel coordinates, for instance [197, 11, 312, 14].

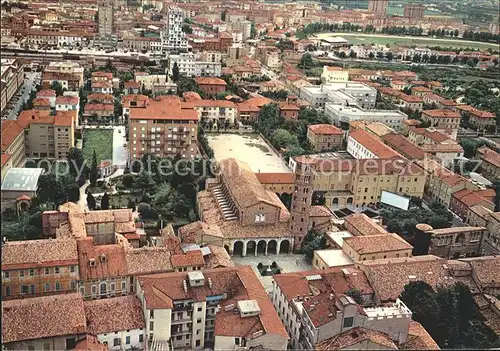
[191, 100, 237, 124]
[346, 128, 399, 159]
[161, 6, 188, 52]
[325, 103, 408, 130]
[136, 268, 288, 350]
[300, 82, 377, 111]
[168, 53, 221, 78]
[321, 66, 349, 83]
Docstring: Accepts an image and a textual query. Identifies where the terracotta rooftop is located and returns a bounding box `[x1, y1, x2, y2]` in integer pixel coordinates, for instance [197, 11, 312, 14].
[36, 89, 56, 97]
[245, 96, 273, 108]
[88, 93, 114, 102]
[316, 327, 397, 350]
[467, 256, 500, 289]
[138, 266, 288, 339]
[344, 213, 387, 236]
[2, 293, 86, 344]
[76, 237, 128, 280]
[84, 295, 145, 335]
[195, 77, 227, 86]
[125, 247, 173, 275]
[55, 95, 79, 105]
[255, 172, 294, 184]
[1, 120, 25, 152]
[479, 147, 500, 168]
[170, 250, 205, 268]
[381, 133, 426, 160]
[399, 94, 423, 103]
[410, 128, 450, 143]
[358, 255, 479, 302]
[310, 205, 333, 218]
[2, 238, 78, 270]
[344, 233, 413, 255]
[401, 321, 441, 350]
[204, 244, 235, 269]
[92, 80, 113, 89]
[422, 109, 460, 119]
[308, 124, 343, 135]
[129, 95, 198, 121]
[349, 129, 401, 159]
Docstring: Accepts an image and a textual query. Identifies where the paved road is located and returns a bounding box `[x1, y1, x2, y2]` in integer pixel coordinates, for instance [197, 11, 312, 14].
[5, 72, 41, 120]
[260, 65, 278, 80]
[77, 180, 90, 211]
[112, 125, 127, 167]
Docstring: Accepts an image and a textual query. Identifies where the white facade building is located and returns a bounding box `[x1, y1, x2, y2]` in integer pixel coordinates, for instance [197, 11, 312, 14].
[346, 134, 378, 159]
[325, 103, 408, 130]
[168, 53, 221, 78]
[161, 6, 188, 52]
[321, 66, 349, 83]
[300, 82, 377, 111]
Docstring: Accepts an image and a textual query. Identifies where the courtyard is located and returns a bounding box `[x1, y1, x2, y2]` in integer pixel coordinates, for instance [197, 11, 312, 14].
[232, 254, 312, 293]
[206, 133, 292, 173]
[82, 128, 114, 165]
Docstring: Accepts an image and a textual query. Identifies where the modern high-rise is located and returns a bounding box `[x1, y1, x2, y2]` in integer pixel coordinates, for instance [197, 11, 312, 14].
[98, 0, 113, 37]
[161, 6, 188, 52]
[368, 0, 388, 16]
[403, 3, 425, 19]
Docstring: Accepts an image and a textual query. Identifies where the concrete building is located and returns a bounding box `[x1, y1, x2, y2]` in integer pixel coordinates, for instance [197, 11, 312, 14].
[128, 96, 199, 160]
[404, 3, 425, 19]
[188, 99, 237, 125]
[307, 124, 344, 152]
[169, 53, 222, 78]
[321, 66, 349, 84]
[300, 83, 377, 112]
[134, 72, 176, 95]
[272, 267, 374, 349]
[44, 61, 84, 88]
[1, 238, 79, 299]
[137, 267, 288, 349]
[1, 58, 25, 114]
[1, 120, 26, 179]
[312, 249, 354, 270]
[98, 0, 113, 37]
[194, 77, 227, 95]
[326, 104, 408, 131]
[1, 167, 43, 212]
[18, 110, 76, 160]
[368, 0, 388, 15]
[347, 129, 400, 159]
[161, 6, 188, 52]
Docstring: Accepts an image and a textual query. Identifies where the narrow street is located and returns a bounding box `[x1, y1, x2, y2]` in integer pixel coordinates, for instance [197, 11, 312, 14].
[5, 72, 41, 120]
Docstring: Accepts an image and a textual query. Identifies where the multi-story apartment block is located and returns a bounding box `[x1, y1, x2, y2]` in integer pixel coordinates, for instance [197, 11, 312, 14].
[1, 238, 79, 299]
[477, 146, 500, 182]
[127, 95, 199, 160]
[421, 109, 461, 140]
[347, 129, 400, 159]
[457, 105, 497, 131]
[1, 59, 25, 114]
[44, 61, 84, 87]
[306, 124, 344, 151]
[368, 0, 388, 15]
[169, 53, 222, 78]
[1, 120, 26, 179]
[272, 267, 374, 349]
[98, 0, 113, 37]
[327, 104, 408, 131]
[18, 110, 76, 160]
[187, 99, 237, 124]
[380, 132, 427, 161]
[404, 3, 425, 19]
[399, 94, 423, 112]
[161, 6, 188, 51]
[449, 188, 496, 220]
[136, 266, 289, 350]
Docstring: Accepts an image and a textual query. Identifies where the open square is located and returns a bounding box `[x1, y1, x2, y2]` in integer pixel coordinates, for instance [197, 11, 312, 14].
[82, 129, 114, 164]
[206, 133, 292, 173]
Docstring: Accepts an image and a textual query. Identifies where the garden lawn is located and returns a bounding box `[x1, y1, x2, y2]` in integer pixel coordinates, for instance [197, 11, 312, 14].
[82, 129, 113, 164]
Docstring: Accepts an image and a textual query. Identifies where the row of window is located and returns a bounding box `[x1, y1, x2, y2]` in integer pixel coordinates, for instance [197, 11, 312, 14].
[3, 266, 76, 279]
[4, 281, 71, 296]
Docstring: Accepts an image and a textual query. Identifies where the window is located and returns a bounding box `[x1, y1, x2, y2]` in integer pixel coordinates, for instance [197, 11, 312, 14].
[5, 286, 11, 296]
[126, 336, 131, 345]
[196, 329, 201, 335]
[343, 317, 354, 328]
[150, 310, 154, 319]
[55, 282, 61, 291]
[71, 281, 76, 290]
[139, 334, 144, 343]
[176, 336, 182, 341]
[197, 318, 202, 323]
[44, 343, 50, 351]
[54, 267, 60, 274]
[3, 271, 9, 278]
[150, 321, 154, 331]
[20, 270, 24, 277]
[29, 269, 34, 276]
[28, 346, 35, 351]
[70, 265, 76, 273]
[113, 338, 120, 347]
[66, 338, 76, 350]
[196, 340, 201, 347]
[21, 285, 29, 294]
[235, 338, 240, 345]
[45, 268, 50, 275]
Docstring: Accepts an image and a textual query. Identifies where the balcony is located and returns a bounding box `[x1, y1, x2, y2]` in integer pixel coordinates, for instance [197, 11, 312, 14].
[171, 318, 193, 325]
[173, 304, 193, 312]
[171, 327, 192, 336]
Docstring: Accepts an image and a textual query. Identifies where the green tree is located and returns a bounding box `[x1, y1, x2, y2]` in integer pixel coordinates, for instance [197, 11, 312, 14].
[301, 230, 326, 261]
[67, 147, 86, 183]
[90, 150, 98, 186]
[181, 24, 193, 34]
[87, 192, 96, 210]
[386, 52, 394, 61]
[172, 62, 180, 82]
[50, 81, 64, 96]
[122, 173, 135, 188]
[271, 129, 300, 150]
[298, 53, 314, 69]
[134, 172, 156, 193]
[100, 192, 110, 210]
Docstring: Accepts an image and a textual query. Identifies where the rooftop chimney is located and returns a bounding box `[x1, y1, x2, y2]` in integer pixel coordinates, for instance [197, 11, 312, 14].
[183, 280, 188, 293]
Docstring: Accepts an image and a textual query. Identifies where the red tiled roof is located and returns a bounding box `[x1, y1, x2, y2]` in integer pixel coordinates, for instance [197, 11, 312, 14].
[56, 95, 79, 105]
[87, 93, 114, 102]
[1, 120, 25, 152]
[170, 250, 205, 268]
[422, 109, 460, 119]
[76, 237, 128, 280]
[129, 96, 198, 121]
[1, 153, 11, 166]
[255, 172, 295, 184]
[195, 77, 227, 86]
[479, 147, 500, 168]
[349, 129, 401, 159]
[36, 89, 56, 97]
[381, 132, 426, 160]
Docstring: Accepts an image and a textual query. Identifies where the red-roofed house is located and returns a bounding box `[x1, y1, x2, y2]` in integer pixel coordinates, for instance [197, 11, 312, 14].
[195, 77, 227, 95]
[450, 188, 496, 220]
[1, 119, 26, 178]
[307, 124, 344, 151]
[477, 146, 500, 182]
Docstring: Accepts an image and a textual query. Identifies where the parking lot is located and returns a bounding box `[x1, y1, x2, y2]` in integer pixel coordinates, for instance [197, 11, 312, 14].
[1, 72, 41, 121]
